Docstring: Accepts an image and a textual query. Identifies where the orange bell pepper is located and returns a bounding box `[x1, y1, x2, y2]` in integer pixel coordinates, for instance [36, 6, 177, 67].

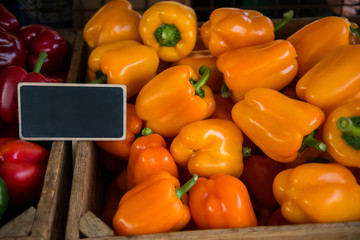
[200, 8, 274, 57]
[296, 44, 360, 115]
[126, 131, 179, 189]
[172, 49, 224, 93]
[273, 163, 360, 223]
[88, 40, 159, 99]
[112, 171, 198, 236]
[83, 0, 142, 49]
[135, 65, 215, 138]
[96, 103, 143, 160]
[170, 118, 250, 178]
[217, 39, 298, 102]
[188, 173, 257, 229]
[322, 100, 360, 168]
[232, 88, 326, 163]
[287, 16, 350, 78]
[139, 1, 197, 62]
[240, 154, 285, 209]
[209, 94, 234, 120]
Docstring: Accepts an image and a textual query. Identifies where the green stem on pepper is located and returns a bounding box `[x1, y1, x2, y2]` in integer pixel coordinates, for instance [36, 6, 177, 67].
[33, 51, 48, 73]
[242, 146, 252, 158]
[274, 10, 294, 32]
[190, 65, 210, 98]
[299, 130, 327, 153]
[337, 117, 360, 137]
[221, 83, 231, 98]
[135, 127, 154, 139]
[175, 174, 198, 200]
[337, 116, 360, 150]
[89, 70, 107, 84]
[154, 23, 181, 47]
[350, 26, 360, 38]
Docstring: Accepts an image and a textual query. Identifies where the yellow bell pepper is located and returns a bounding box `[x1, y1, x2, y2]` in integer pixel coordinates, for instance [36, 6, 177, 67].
[323, 100, 360, 168]
[139, 1, 197, 62]
[217, 39, 298, 102]
[83, 0, 142, 49]
[273, 163, 360, 223]
[296, 44, 360, 115]
[232, 88, 326, 163]
[287, 16, 350, 78]
[135, 65, 215, 138]
[200, 8, 274, 57]
[88, 40, 159, 99]
[170, 118, 251, 178]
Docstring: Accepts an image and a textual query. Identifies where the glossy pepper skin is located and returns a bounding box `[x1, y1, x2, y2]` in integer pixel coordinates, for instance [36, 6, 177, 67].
[18, 24, 69, 73]
[96, 103, 143, 160]
[0, 177, 8, 221]
[240, 155, 285, 209]
[200, 8, 274, 57]
[273, 163, 360, 223]
[296, 45, 360, 115]
[127, 132, 179, 190]
[170, 118, 248, 178]
[0, 52, 60, 123]
[232, 88, 326, 163]
[287, 16, 350, 78]
[217, 39, 298, 102]
[0, 29, 26, 72]
[189, 173, 257, 229]
[83, 0, 142, 49]
[112, 171, 197, 236]
[0, 138, 49, 206]
[0, 3, 20, 34]
[135, 65, 215, 138]
[323, 100, 360, 168]
[139, 1, 197, 62]
[88, 40, 159, 99]
[172, 49, 224, 93]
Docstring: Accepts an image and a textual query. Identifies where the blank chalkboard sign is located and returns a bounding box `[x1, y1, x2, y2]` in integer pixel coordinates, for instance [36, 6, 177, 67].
[18, 83, 126, 141]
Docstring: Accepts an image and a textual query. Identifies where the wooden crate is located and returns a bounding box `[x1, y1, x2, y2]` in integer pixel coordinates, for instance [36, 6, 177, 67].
[65, 16, 360, 240]
[0, 30, 86, 240]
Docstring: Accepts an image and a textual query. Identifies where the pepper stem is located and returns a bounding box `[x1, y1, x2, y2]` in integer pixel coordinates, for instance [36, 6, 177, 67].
[191, 65, 210, 98]
[89, 70, 107, 84]
[33, 51, 48, 73]
[350, 25, 360, 38]
[221, 83, 231, 98]
[299, 130, 327, 153]
[274, 10, 294, 32]
[135, 127, 153, 139]
[175, 174, 198, 200]
[242, 146, 251, 158]
[337, 117, 360, 137]
[154, 23, 181, 47]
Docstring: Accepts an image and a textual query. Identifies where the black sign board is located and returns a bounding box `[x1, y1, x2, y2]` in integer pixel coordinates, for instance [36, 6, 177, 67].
[18, 83, 126, 141]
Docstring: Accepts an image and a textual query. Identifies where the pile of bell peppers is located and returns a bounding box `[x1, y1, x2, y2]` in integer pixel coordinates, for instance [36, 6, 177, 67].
[82, 0, 360, 236]
[0, 4, 69, 222]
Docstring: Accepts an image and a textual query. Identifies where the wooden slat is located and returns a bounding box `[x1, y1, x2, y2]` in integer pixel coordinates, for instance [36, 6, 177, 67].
[0, 207, 36, 238]
[80, 211, 114, 237]
[31, 141, 72, 240]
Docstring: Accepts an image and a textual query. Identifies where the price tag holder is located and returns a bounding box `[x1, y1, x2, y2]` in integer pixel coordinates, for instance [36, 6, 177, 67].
[18, 83, 126, 141]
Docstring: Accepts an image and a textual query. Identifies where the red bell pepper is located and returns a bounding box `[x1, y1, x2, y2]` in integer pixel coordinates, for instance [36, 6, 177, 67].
[0, 138, 49, 206]
[0, 3, 20, 34]
[18, 24, 69, 73]
[0, 51, 61, 123]
[0, 28, 26, 72]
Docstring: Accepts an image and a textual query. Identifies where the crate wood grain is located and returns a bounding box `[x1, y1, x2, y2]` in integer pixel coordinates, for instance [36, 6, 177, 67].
[0, 30, 86, 240]
[66, 16, 360, 240]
